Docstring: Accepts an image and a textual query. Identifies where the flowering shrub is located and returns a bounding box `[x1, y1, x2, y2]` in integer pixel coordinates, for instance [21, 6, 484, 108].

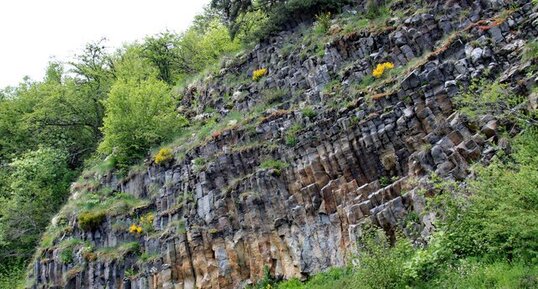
[154, 148, 173, 165]
[128, 213, 154, 235]
[372, 62, 395, 78]
[252, 68, 268, 81]
[129, 224, 143, 234]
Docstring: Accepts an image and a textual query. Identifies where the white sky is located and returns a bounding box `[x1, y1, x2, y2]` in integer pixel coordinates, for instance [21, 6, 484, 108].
[0, 0, 210, 88]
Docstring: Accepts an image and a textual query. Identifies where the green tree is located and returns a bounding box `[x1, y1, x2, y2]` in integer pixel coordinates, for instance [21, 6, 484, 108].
[0, 147, 74, 261]
[99, 48, 187, 168]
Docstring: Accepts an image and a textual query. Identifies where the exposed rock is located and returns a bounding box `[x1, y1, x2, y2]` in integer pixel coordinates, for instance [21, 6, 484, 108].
[28, 1, 538, 289]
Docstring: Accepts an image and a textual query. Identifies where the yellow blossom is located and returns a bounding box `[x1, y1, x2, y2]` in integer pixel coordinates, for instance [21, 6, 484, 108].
[372, 62, 395, 78]
[252, 68, 268, 81]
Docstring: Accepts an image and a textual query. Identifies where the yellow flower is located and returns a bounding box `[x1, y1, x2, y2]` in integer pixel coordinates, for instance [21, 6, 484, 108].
[129, 224, 143, 234]
[252, 68, 268, 81]
[372, 62, 395, 78]
[154, 148, 173, 165]
[129, 224, 138, 234]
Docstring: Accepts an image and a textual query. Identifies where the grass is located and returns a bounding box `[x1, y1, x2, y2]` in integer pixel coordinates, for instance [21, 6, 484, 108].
[96, 242, 140, 261]
[285, 124, 303, 146]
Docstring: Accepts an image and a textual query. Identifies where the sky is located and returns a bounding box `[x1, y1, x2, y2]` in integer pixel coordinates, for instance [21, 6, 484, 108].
[0, 0, 210, 88]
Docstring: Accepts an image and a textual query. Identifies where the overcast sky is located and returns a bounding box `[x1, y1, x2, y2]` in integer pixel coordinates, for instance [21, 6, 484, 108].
[0, 0, 210, 88]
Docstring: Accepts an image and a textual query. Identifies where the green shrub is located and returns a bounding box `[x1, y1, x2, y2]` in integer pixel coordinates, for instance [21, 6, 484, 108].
[314, 12, 332, 35]
[78, 211, 106, 231]
[455, 80, 525, 123]
[98, 48, 187, 169]
[436, 129, 538, 261]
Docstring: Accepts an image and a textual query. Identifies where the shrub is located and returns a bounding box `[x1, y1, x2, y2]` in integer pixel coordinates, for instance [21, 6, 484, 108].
[154, 148, 173, 165]
[98, 49, 187, 169]
[315, 12, 332, 35]
[454, 80, 526, 123]
[128, 224, 143, 234]
[140, 212, 155, 233]
[253, 68, 268, 81]
[78, 211, 106, 231]
[372, 62, 395, 78]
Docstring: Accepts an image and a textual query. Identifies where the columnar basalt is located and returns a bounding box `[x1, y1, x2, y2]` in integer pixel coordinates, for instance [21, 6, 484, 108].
[29, 1, 538, 288]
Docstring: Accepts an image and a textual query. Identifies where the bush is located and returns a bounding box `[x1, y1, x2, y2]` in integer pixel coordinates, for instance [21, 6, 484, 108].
[372, 62, 394, 78]
[78, 211, 106, 232]
[154, 148, 173, 165]
[437, 129, 538, 261]
[253, 68, 268, 81]
[98, 49, 187, 169]
[314, 12, 332, 35]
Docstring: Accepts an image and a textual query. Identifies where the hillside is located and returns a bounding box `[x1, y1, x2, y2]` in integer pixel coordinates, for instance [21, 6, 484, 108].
[4, 0, 537, 288]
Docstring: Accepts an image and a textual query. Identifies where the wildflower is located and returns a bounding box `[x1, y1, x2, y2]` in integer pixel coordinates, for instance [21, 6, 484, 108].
[252, 68, 268, 81]
[129, 224, 143, 234]
[372, 62, 395, 78]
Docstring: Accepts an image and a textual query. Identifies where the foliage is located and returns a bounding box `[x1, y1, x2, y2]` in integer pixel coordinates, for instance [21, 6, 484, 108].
[455, 80, 528, 123]
[365, 0, 389, 20]
[435, 129, 538, 261]
[96, 242, 140, 261]
[372, 62, 394, 78]
[78, 211, 106, 232]
[0, 148, 74, 261]
[253, 68, 268, 81]
[211, 0, 348, 41]
[0, 260, 25, 289]
[98, 49, 187, 169]
[314, 12, 332, 35]
[154, 148, 174, 165]
[263, 88, 287, 104]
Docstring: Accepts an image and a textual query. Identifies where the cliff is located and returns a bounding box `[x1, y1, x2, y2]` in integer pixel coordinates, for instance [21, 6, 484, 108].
[28, 0, 538, 288]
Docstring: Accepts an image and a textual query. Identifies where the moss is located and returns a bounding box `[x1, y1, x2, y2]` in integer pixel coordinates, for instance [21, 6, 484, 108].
[77, 211, 106, 232]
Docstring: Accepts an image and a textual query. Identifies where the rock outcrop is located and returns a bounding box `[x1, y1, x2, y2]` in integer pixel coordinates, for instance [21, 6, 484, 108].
[29, 0, 538, 288]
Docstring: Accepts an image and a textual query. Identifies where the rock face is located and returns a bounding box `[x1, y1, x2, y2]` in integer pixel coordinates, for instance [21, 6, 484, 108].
[29, 1, 538, 288]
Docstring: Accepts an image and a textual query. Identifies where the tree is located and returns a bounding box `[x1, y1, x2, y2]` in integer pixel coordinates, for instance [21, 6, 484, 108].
[98, 48, 187, 168]
[0, 147, 73, 261]
[142, 32, 182, 85]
